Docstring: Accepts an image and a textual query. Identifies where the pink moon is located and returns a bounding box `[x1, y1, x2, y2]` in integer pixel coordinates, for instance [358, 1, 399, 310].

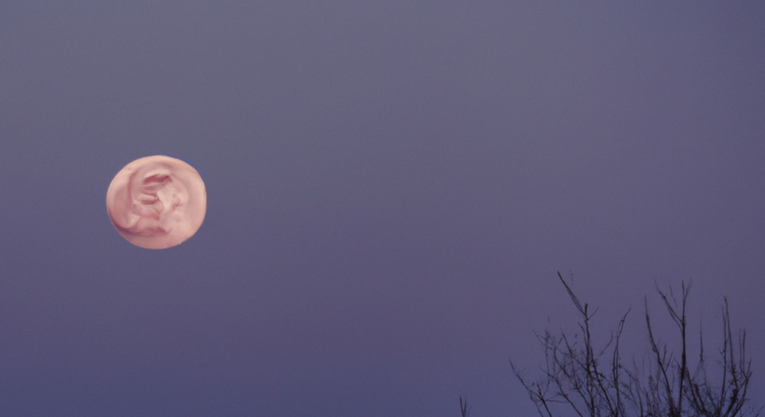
[106, 155, 207, 249]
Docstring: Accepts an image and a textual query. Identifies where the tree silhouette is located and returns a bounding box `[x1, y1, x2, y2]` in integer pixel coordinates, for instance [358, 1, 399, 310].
[510, 272, 760, 417]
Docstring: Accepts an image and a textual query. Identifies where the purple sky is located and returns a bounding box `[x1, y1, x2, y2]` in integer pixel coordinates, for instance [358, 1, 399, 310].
[1, 1, 764, 416]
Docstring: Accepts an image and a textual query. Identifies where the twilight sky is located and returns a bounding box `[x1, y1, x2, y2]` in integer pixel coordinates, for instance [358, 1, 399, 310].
[1, 1, 764, 416]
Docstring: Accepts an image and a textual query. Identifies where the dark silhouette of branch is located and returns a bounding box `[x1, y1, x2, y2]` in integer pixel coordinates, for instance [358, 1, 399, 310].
[460, 396, 470, 417]
[509, 272, 760, 417]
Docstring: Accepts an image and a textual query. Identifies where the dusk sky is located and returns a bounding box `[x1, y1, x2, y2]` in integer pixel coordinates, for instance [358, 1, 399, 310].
[1, 1, 764, 416]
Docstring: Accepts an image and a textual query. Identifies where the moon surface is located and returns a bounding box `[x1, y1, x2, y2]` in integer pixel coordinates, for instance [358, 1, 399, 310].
[106, 155, 207, 249]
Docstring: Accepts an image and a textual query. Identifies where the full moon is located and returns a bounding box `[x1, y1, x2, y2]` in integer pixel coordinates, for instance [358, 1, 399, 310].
[106, 155, 207, 249]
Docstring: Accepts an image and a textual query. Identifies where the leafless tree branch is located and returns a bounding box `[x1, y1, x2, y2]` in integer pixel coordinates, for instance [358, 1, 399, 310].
[509, 273, 759, 417]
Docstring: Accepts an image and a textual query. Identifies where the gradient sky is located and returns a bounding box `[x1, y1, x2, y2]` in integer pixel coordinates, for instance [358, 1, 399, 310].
[1, 1, 764, 416]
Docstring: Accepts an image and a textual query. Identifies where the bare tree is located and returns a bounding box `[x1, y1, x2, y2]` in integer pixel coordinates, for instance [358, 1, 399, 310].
[510, 272, 759, 417]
